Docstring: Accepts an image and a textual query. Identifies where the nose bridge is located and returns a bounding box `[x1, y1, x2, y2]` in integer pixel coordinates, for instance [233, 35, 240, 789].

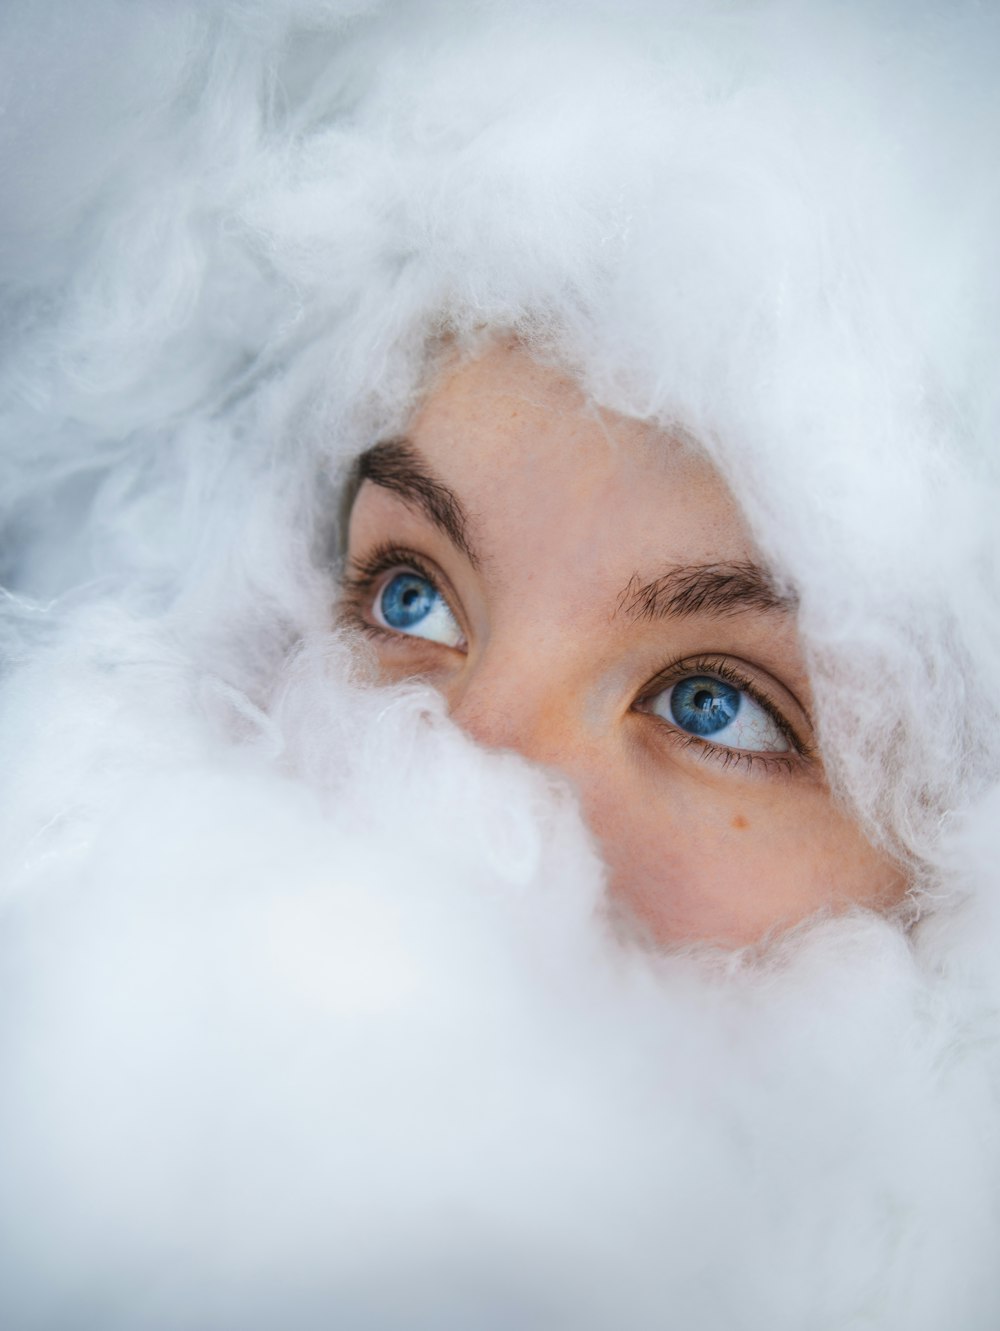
[447, 645, 569, 764]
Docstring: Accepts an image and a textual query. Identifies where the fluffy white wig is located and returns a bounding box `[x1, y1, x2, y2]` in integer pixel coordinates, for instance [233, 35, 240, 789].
[1, 2, 999, 1327]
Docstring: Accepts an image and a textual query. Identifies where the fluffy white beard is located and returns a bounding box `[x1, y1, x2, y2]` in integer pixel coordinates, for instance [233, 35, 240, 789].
[0, 610, 998, 1331]
[2, 0, 1000, 1325]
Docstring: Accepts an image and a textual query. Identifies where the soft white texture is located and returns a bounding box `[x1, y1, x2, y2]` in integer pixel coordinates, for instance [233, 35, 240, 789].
[1, 1, 999, 1326]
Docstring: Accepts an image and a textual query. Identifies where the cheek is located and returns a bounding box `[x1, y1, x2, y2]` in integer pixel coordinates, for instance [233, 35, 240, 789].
[573, 771, 907, 947]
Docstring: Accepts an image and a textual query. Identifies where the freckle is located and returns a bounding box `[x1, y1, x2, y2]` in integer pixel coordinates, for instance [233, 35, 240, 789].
[731, 814, 749, 830]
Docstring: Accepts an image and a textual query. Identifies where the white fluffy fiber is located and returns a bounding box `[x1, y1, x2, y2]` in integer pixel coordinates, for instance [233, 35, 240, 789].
[2, 2, 1000, 1327]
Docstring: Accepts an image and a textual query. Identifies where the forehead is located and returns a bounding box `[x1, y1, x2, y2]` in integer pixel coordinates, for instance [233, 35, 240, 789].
[406, 343, 756, 576]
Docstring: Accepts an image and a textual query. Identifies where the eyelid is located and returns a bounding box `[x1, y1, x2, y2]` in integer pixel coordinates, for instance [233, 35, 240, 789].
[343, 541, 440, 592]
[636, 653, 814, 760]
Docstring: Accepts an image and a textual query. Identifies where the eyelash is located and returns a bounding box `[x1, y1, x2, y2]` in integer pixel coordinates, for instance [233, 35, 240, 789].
[340, 546, 809, 777]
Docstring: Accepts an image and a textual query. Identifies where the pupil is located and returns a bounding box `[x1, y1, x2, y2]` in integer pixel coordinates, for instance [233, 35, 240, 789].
[693, 689, 714, 712]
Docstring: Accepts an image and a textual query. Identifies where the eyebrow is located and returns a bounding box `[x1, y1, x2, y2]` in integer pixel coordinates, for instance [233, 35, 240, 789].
[349, 439, 791, 623]
[350, 436, 478, 566]
[616, 561, 794, 622]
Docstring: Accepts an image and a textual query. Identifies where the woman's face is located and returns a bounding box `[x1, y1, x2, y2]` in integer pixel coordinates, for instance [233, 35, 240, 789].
[342, 343, 907, 945]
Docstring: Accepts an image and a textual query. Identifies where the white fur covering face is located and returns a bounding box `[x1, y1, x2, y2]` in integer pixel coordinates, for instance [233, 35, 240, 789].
[1, 2, 999, 1327]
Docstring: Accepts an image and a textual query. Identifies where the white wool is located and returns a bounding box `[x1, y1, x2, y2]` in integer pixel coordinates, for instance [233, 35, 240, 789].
[1, 1, 1000, 1326]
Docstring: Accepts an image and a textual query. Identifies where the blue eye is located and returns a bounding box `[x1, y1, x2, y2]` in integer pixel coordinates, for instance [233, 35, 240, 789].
[649, 673, 789, 753]
[374, 571, 464, 647]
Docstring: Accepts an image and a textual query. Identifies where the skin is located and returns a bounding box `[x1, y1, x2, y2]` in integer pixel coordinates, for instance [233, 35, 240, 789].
[342, 341, 908, 946]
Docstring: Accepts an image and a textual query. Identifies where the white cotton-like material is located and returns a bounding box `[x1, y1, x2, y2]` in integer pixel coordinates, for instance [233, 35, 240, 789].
[1, 1, 1000, 1326]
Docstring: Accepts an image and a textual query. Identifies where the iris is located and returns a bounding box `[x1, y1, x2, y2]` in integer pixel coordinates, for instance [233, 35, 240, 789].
[373, 570, 464, 647]
[380, 573, 437, 630]
[670, 676, 741, 737]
